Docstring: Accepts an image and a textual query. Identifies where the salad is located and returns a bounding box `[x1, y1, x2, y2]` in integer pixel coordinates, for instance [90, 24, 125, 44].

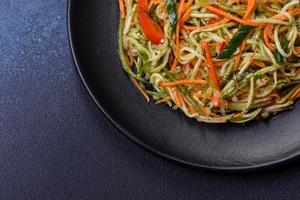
[118, 0, 300, 123]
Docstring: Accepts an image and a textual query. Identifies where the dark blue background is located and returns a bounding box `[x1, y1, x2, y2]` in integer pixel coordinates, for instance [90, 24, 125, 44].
[1, 1, 300, 199]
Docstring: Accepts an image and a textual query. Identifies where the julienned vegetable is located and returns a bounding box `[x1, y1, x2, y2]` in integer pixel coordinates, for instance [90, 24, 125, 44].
[166, 0, 177, 30]
[202, 42, 220, 91]
[137, 0, 164, 44]
[275, 36, 288, 64]
[118, 0, 300, 123]
[218, 25, 254, 59]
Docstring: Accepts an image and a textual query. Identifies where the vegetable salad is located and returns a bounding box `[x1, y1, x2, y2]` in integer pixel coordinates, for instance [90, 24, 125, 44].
[118, 0, 300, 123]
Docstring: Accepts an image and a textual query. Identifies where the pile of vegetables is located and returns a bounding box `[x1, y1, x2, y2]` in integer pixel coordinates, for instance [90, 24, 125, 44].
[118, 0, 300, 123]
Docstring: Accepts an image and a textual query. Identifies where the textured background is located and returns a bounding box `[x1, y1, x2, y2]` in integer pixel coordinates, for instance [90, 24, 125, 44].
[1, 0, 300, 199]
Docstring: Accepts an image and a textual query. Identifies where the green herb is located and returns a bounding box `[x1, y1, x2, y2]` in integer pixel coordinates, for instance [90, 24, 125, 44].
[218, 25, 254, 59]
[166, 0, 178, 31]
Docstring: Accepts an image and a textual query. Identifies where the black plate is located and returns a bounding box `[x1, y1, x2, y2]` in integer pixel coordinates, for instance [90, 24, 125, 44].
[68, 0, 300, 171]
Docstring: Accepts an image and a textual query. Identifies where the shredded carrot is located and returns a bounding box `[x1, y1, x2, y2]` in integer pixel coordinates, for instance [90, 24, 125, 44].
[161, 79, 207, 87]
[125, 0, 129, 11]
[183, 98, 196, 114]
[243, 0, 256, 20]
[266, 24, 274, 41]
[171, 58, 178, 71]
[289, 88, 300, 101]
[181, 0, 193, 25]
[202, 42, 220, 91]
[118, 0, 125, 19]
[181, 7, 191, 25]
[199, 4, 262, 27]
[182, 0, 193, 14]
[174, 91, 183, 107]
[175, 0, 185, 59]
[264, 24, 275, 52]
[130, 78, 150, 103]
[252, 61, 266, 68]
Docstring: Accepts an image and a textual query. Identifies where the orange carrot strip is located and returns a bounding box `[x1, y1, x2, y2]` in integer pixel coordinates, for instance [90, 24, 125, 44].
[125, 0, 129, 11]
[181, 7, 191, 24]
[266, 24, 274, 40]
[289, 88, 300, 101]
[181, 0, 193, 13]
[175, 25, 180, 59]
[182, 0, 193, 20]
[118, 0, 125, 18]
[161, 79, 207, 87]
[183, 98, 196, 114]
[202, 42, 220, 91]
[175, 0, 185, 60]
[263, 24, 275, 52]
[174, 91, 183, 107]
[200, 4, 262, 26]
[243, 0, 256, 20]
[252, 61, 266, 68]
[178, 0, 185, 19]
[171, 58, 178, 71]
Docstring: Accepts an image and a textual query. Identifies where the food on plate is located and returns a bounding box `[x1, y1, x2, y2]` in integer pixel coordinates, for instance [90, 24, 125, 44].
[118, 0, 300, 123]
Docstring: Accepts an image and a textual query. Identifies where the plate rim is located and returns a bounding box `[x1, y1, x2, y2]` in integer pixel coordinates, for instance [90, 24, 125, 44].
[67, 0, 300, 171]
